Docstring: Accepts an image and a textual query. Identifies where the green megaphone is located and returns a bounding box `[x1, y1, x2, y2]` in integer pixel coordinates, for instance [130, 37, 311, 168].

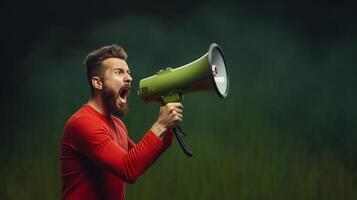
[138, 43, 230, 157]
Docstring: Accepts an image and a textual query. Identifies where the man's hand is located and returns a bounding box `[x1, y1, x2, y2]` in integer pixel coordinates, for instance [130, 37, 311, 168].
[151, 102, 183, 139]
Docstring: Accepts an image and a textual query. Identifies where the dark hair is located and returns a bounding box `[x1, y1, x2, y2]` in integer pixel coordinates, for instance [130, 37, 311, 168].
[84, 44, 128, 95]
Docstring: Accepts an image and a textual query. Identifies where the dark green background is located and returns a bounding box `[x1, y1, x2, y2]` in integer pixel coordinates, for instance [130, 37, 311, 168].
[1, 0, 357, 199]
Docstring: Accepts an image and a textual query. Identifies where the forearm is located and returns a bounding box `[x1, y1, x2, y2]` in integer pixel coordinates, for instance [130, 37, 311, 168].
[115, 130, 164, 183]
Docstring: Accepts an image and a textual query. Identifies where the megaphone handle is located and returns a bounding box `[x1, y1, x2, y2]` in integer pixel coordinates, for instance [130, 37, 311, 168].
[173, 126, 193, 157]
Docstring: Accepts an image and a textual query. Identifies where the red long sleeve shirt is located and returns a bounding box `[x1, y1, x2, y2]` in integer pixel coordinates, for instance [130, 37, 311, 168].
[60, 104, 173, 200]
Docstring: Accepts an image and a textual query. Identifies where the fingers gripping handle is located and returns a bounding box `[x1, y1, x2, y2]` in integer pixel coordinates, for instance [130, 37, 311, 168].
[162, 93, 193, 157]
[173, 126, 193, 157]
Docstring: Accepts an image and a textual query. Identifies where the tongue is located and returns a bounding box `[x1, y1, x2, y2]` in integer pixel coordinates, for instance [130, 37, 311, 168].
[118, 95, 126, 104]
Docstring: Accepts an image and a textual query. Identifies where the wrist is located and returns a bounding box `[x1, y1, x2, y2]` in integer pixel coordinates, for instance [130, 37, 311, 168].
[150, 122, 167, 139]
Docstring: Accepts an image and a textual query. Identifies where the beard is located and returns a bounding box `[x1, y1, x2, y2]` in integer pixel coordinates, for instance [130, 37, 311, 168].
[101, 84, 129, 117]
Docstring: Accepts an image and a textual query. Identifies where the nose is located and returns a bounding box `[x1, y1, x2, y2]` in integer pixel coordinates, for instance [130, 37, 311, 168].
[125, 72, 133, 83]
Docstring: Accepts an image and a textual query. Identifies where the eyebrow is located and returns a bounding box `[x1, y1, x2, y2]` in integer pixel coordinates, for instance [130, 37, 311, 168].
[113, 67, 131, 73]
[113, 67, 130, 70]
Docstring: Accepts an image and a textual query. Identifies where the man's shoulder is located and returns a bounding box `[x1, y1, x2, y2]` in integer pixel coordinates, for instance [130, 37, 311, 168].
[64, 105, 106, 132]
[62, 106, 111, 148]
[67, 105, 94, 122]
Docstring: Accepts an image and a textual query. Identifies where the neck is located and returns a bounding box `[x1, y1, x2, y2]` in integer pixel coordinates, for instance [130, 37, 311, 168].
[87, 94, 110, 117]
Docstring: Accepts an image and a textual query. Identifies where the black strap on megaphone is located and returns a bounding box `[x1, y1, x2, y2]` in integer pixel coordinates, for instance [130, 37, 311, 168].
[173, 125, 193, 157]
[162, 93, 193, 157]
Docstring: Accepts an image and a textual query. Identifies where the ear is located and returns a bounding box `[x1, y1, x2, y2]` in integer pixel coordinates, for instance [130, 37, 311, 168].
[92, 76, 103, 90]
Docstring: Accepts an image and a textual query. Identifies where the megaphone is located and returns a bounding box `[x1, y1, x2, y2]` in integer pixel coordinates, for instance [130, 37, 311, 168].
[138, 43, 229, 156]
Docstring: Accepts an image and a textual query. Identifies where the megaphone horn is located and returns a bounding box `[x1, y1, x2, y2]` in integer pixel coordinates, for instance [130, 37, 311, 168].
[138, 43, 229, 103]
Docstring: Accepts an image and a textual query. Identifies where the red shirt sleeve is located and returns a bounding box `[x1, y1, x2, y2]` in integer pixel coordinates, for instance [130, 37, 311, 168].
[126, 127, 173, 153]
[67, 116, 170, 183]
[161, 130, 174, 150]
[128, 138, 136, 150]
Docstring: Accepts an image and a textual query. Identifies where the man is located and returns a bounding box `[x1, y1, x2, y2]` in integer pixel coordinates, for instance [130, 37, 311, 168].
[60, 44, 183, 200]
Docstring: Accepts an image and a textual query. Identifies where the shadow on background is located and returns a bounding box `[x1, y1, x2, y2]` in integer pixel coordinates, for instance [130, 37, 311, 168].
[1, 0, 357, 199]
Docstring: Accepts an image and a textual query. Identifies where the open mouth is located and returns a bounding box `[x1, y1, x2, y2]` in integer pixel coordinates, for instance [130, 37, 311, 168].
[118, 85, 130, 105]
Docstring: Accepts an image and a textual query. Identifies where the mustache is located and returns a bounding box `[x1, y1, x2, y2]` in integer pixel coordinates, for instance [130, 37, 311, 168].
[120, 83, 131, 90]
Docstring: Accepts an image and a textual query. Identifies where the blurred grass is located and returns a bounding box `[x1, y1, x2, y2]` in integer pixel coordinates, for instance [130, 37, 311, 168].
[1, 1, 357, 199]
